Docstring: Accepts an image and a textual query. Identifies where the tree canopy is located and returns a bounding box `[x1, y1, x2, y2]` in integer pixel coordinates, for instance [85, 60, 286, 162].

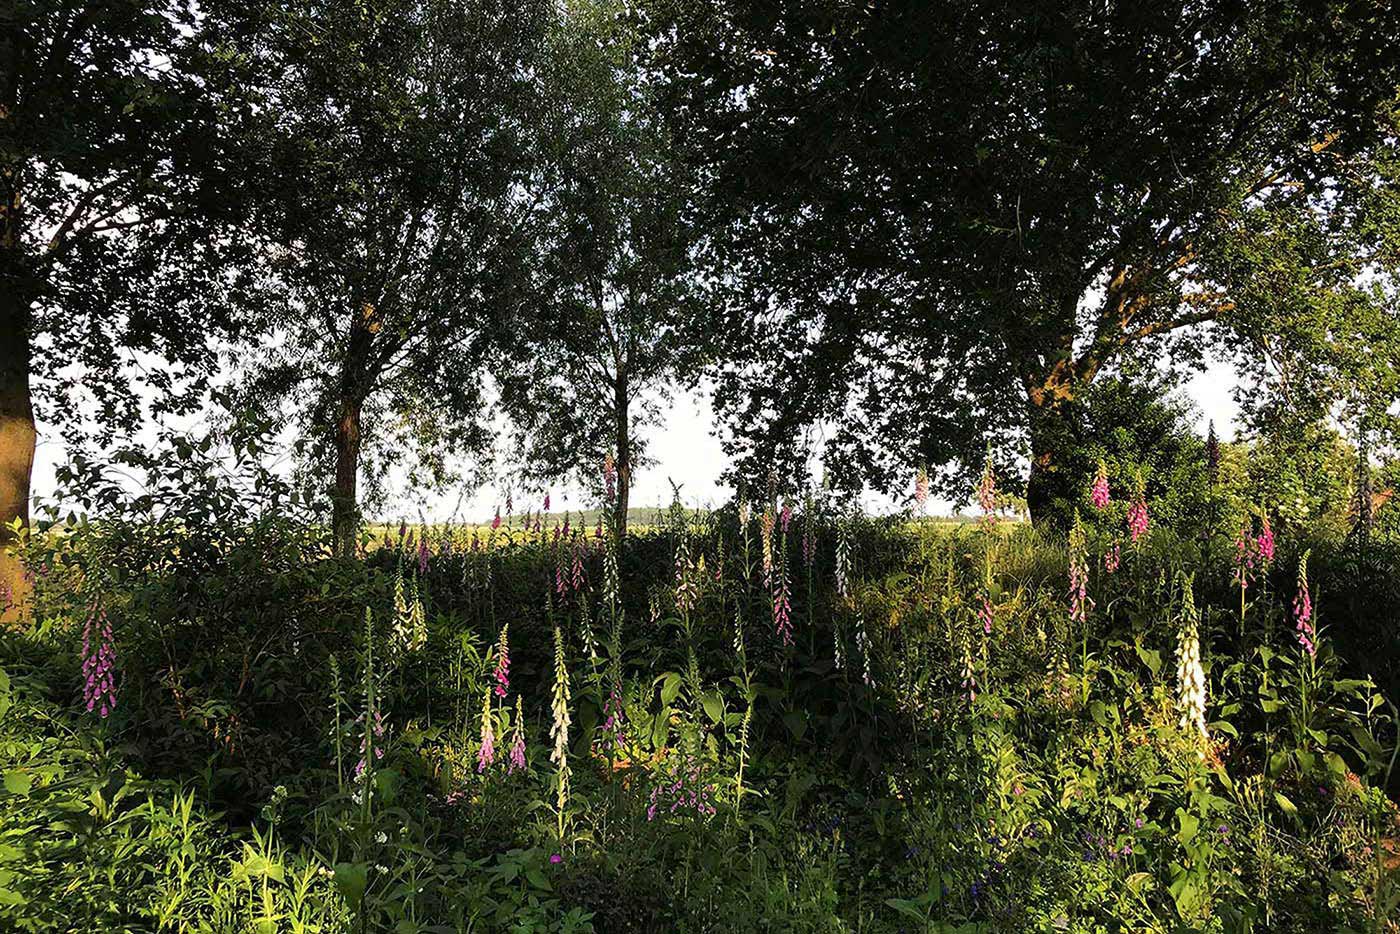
[642, 0, 1400, 520]
[1, 0, 257, 613]
[223, 0, 553, 551]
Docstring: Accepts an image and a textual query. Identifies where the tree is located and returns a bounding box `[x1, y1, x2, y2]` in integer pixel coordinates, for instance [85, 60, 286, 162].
[643, 0, 1400, 523]
[0, 0, 255, 616]
[228, 0, 552, 553]
[498, 0, 708, 535]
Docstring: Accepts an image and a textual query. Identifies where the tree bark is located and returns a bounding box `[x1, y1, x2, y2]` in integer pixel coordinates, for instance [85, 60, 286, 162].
[0, 158, 34, 621]
[331, 305, 376, 556]
[612, 370, 630, 538]
[331, 395, 362, 556]
[0, 283, 34, 622]
[1024, 366, 1077, 529]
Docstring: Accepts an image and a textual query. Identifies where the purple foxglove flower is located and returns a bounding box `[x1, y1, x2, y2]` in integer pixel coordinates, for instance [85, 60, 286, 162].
[1090, 464, 1110, 509]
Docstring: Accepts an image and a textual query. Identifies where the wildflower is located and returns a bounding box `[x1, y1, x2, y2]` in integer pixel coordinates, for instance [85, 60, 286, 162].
[602, 453, 617, 502]
[646, 754, 718, 821]
[492, 507, 501, 530]
[977, 451, 997, 525]
[835, 515, 853, 602]
[1175, 576, 1209, 743]
[961, 642, 978, 704]
[1068, 514, 1093, 625]
[1090, 462, 1110, 510]
[477, 688, 496, 771]
[1126, 494, 1149, 544]
[1294, 551, 1316, 657]
[556, 546, 569, 597]
[760, 508, 776, 584]
[507, 696, 527, 774]
[855, 613, 874, 686]
[571, 546, 585, 592]
[543, 492, 551, 512]
[1103, 540, 1121, 574]
[674, 538, 700, 614]
[353, 709, 386, 780]
[549, 853, 563, 865]
[81, 603, 118, 718]
[979, 595, 994, 635]
[773, 558, 793, 646]
[1233, 525, 1257, 592]
[493, 624, 510, 698]
[914, 466, 929, 510]
[1255, 515, 1275, 565]
[1047, 651, 1073, 708]
[780, 501, 792, 534]
[600, 684, 627, 755]
[417, 534, 429, 576]
[550, 623, 571, 783]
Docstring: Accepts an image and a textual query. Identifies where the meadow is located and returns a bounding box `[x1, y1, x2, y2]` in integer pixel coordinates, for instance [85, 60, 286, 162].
[2, 454, 1399, 934]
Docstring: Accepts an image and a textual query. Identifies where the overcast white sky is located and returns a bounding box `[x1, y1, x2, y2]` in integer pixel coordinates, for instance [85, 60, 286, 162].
[30, 360, 1242, 523]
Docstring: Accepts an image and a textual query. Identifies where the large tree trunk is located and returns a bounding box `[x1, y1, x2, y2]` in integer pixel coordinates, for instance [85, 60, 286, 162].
[331, 396, 362, 556]
[332, 306, 376, 556]
[612, 370, 630, 538]
[0, 286, 34, 622]
[0, 165, 34, 622]
[1024, 368, 1077, 529]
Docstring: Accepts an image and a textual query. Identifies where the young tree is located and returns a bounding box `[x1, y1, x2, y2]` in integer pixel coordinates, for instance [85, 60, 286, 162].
[230, 0, 552, 553]
[0, 0, 255, 615]
[498, 1, 707, 535]
[645, 0, 1400, 523]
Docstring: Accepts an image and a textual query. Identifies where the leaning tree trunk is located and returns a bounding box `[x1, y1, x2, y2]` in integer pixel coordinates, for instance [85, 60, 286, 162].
[612, 371, 631, 538]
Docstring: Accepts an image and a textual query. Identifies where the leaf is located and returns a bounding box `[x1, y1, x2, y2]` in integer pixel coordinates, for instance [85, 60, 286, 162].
[651, 709, 671, 750]
[333, 862, 368, 908]
[1175, 809, 1199, 846]
[1273, 792, 1298, 817]
[782, 711, 807, 742]
[1135, 644, 1162, 678]
[3, 772, 31, 797]
[658, 672, 683, 706]
[701, 692, 725, 725]
[884, 898, 928, 922]
[525, 868, 552, 891]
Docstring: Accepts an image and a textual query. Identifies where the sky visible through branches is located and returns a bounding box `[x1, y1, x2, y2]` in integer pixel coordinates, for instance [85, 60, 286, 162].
[35, 364, 1239, 523]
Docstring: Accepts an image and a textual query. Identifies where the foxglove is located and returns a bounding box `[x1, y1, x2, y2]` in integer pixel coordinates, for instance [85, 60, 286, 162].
[493, 624, 510, 698]
[1068, 514, 1093, 624]
[1090, 462, 1110, 509]
[1127, 496, 1149, 544]
[81, 604, 118, 718]
[508, 696, 527, 774]
[1175, 577, 1209, 743]
[1293, 551, 1316, 657]
[477, 688, 496, 771]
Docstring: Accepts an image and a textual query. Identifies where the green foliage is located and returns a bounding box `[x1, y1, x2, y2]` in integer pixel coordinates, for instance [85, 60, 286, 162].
[641, 0, 1400, 514]
[7, 465, 1400, 930]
